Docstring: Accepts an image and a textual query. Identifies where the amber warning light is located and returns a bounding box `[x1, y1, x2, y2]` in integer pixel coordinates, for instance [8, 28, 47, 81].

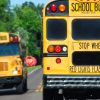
[47, 45, 55, 53]
[59, 4, 66, 12]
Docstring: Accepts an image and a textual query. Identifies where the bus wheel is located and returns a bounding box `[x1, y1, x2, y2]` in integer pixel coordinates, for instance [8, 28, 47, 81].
[16, 80, 26, 94]
[23, 78, 27, 92]
[53, 89, 63, 100]
[54, 94, 63, 100]
[16, 82, 24, 94]
[43, 88, 54, 100]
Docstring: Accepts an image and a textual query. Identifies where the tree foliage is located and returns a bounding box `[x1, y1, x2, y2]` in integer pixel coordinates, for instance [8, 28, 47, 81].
[0, 0, 43, 60]
[0, 0, 14, 31]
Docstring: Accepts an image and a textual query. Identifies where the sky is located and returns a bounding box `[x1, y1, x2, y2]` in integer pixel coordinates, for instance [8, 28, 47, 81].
[10, 0, 48, 6]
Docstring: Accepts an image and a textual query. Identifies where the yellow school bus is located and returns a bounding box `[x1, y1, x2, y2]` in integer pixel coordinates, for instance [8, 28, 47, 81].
[43, 0, 100, 99]
[0, 32, 27, 93]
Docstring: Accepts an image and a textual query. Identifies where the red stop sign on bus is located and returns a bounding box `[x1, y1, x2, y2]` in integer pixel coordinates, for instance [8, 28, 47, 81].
[25, 56, 37, 67]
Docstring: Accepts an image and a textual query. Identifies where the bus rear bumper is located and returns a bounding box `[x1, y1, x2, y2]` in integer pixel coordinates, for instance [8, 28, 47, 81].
[43, 75, 100, 89]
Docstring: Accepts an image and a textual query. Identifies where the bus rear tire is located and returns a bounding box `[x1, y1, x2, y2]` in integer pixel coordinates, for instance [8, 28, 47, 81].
[23, 78, 27, 92]
[43, 88, 63, 100]
[43, 88, 54, 100]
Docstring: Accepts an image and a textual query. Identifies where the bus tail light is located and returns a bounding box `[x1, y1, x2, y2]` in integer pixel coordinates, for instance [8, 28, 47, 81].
[50, 4, 57, 12]
[59, 4, 66, 12]
[47, 45, 55, 53]
[56, 58, 61, 64]
[18, 69, 22, 74]
[10, 37, 13, 42]
[47, 45, 67, 54]
[12, 70, 22, 75]
[13, 36, 18, 42]
[12, 70, 18, 75]
[55, 45, 62, 53]
[10, 36, 19, 42]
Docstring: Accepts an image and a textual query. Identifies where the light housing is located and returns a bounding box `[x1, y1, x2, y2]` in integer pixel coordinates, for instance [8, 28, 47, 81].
[9, 36, 19, 42]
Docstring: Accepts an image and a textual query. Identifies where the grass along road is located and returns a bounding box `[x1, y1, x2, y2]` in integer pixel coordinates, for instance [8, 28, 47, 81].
[27, 65, 41, 73]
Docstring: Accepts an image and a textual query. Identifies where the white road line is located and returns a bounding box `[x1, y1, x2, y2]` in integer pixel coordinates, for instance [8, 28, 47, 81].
[28, 67, 41, 75]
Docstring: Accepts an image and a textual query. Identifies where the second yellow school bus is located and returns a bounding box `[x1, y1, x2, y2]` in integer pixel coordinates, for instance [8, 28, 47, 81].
[0, 32, 27, 93]
[43, 0, 100, 99]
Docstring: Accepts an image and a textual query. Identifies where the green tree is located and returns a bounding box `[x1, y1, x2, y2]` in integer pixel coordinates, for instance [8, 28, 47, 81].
[12, 2, 42, 58]
[0, 1, 43, 63]
[0, 0, 13, 32]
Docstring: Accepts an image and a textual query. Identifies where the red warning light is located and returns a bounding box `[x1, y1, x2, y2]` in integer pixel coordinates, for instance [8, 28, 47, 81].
[55, 45, 62, 53]
[50, 4, 57, 12]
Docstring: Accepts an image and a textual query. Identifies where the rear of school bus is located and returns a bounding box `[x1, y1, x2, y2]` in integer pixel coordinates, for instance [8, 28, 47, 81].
[43, 0, 100, 99]
[0, 32, 27, 93]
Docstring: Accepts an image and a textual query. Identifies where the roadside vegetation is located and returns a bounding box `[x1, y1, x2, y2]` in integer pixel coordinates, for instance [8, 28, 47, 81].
[0, 0, 43, 64]
[27, 65, 41, 73]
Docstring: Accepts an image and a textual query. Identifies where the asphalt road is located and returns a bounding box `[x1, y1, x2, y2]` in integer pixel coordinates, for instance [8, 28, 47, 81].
[0, 68, 43, 100]
[1, 68, 100, 100]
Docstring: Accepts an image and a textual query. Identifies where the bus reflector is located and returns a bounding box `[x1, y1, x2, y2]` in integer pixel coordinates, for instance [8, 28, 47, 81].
[47, 45, 55, 53]
[47, 67, 50, 70]
[50, 4, 57, 12]
[59, 4, 66, 12]
[56, 58, 61, 64]
[55, 45, 62, 53]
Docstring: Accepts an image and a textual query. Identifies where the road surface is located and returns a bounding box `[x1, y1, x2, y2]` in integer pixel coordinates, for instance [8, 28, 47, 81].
[0, 68, 42, 100]
[1, 68, 100, 100]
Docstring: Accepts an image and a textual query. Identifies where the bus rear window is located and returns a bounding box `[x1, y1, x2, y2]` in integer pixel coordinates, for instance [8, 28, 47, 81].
[47, 19, 67, 40]
[72, 19, 100, 40]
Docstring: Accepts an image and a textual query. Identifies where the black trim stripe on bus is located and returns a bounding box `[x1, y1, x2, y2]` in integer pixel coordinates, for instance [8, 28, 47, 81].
[43, 53, 68, 57]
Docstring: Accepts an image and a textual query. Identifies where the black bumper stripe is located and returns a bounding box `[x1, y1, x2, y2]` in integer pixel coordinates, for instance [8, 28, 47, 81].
[43, 53, 68, 57]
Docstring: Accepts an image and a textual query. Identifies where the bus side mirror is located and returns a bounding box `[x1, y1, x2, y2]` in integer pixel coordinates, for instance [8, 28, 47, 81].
[37, 40, 41, 47]
[20, 51, 26, 62]
[36, 32, 41, 48]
